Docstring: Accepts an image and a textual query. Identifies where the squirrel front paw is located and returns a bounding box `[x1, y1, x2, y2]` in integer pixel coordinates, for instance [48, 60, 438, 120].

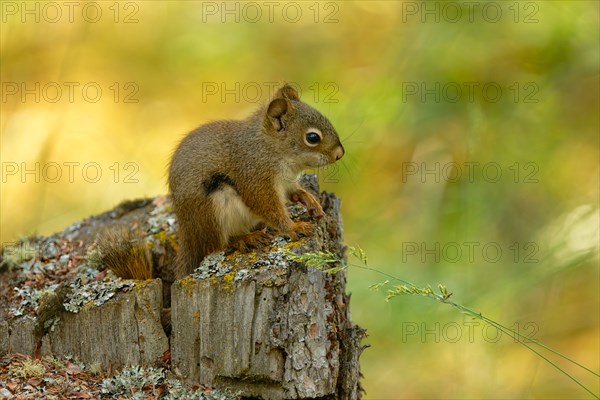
[287, 221, 316, 241]
[229, 229, 274, 253]
[289, 189, 324, 218]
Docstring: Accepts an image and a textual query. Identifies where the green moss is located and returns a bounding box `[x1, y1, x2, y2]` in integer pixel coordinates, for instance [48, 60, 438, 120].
[43, 356, 65, 370]
[89, 361, 102, 376]
[221, 270, 236, 291]
[9, 359, 46, 379]
[179, 276, 198, 297]
[153, 230, 178, 251]
[85, 249, 104, 271]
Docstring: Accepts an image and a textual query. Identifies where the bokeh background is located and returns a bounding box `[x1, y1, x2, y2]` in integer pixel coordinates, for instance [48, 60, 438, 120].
[1, 1, 598, 398]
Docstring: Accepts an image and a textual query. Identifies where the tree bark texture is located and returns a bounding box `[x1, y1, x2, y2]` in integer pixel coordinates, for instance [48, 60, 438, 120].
[0, 175, 365, 399]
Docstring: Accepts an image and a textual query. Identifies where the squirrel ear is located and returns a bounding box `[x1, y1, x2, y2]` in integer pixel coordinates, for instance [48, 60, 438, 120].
[267, 98, 288, 131]
[274, 84, 300, 101]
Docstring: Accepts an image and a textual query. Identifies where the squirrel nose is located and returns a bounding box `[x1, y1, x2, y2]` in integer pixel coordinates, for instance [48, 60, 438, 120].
[333, 145, 344, 161]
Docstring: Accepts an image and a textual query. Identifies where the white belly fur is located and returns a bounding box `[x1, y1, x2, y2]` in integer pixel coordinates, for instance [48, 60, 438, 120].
[210, 186, 262, 239]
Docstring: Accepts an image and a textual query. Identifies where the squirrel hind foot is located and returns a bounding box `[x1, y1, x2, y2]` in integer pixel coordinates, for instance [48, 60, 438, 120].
[228, 229, 274, 254]
[286, 221, 316, 242]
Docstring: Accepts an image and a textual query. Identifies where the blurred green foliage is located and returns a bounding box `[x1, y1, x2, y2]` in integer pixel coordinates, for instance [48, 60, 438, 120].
[1, 1, 598, 398]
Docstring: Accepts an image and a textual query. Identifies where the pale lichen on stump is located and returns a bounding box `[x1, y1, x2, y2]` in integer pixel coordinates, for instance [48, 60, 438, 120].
[0, 175, 365, 399]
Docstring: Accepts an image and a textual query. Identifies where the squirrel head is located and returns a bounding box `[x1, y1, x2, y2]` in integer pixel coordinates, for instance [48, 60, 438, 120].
[264, 84, 344, 170]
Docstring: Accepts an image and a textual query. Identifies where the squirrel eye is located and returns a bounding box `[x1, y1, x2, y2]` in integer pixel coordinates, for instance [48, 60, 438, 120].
[304, 130, 322, 147]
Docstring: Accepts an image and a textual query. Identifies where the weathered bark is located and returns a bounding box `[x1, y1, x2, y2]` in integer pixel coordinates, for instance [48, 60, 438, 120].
[6, 317, 37, 356]
[2, 280, 168, 370]
[46, 279, 168, 369]
[0, 175, 365, 399]
[171, 186, 365, 399]
[171, 265, 365, 399]
[0, 320, 8, 355]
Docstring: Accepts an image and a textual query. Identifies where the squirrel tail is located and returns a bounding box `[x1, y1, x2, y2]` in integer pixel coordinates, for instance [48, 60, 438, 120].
[97, 226, 153, 280]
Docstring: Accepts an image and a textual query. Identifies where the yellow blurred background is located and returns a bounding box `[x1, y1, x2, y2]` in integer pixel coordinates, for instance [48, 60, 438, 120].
[1, 1, 598, 398]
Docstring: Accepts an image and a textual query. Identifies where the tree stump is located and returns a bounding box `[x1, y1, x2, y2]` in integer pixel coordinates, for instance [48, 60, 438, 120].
[0, 175, 365, 399]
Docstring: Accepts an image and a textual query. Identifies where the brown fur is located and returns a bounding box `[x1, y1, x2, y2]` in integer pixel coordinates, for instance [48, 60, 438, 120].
[97, 227, 153, 280]
[168, 84, 344, 279]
